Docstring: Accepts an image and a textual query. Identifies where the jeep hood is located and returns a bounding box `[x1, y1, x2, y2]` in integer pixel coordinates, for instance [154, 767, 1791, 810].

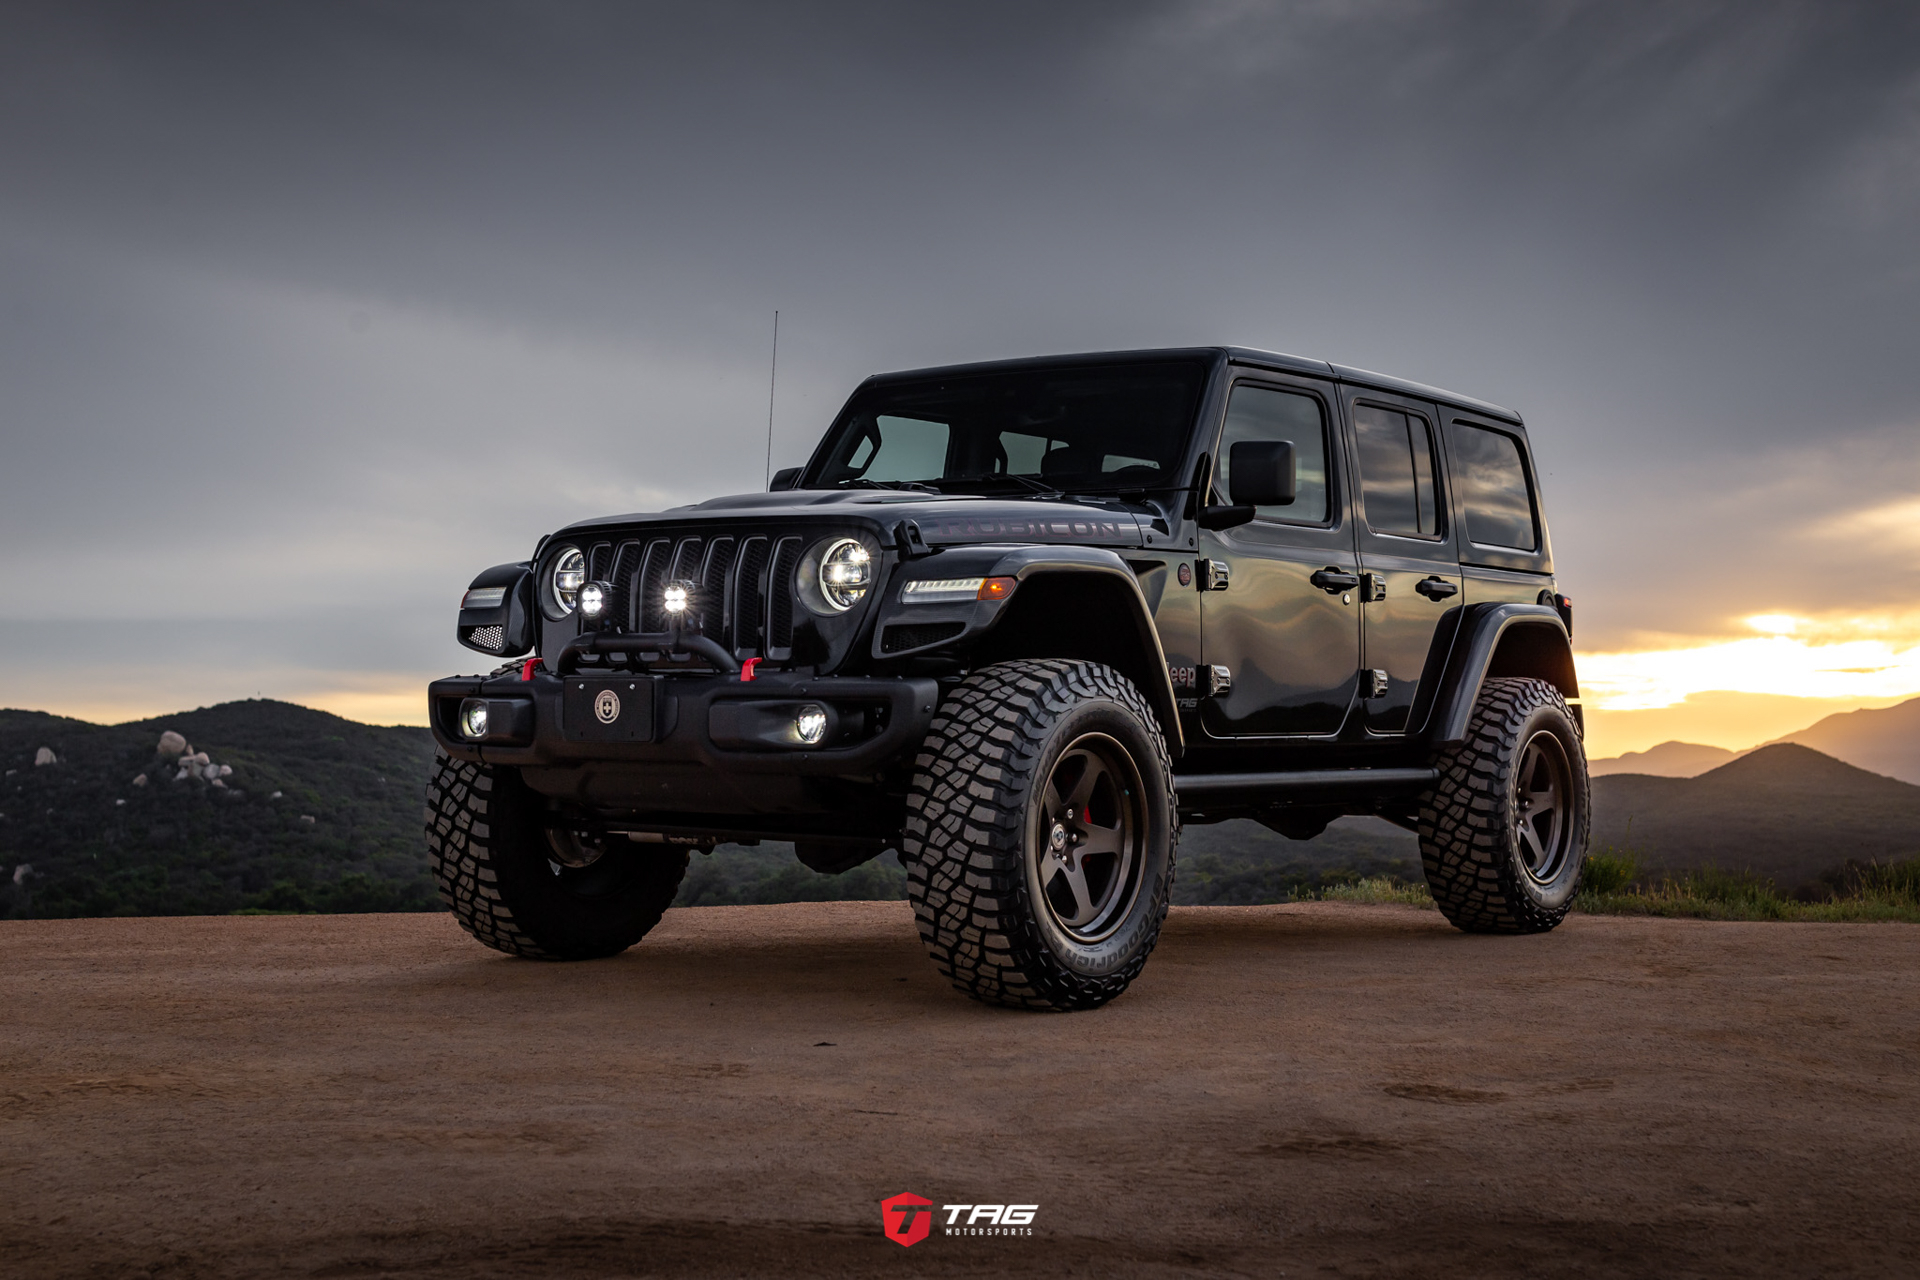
[554, 489, 1162, 549]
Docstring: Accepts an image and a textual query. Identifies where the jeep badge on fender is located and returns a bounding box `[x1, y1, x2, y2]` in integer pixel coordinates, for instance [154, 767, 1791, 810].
[426, 346, 1588, 1007]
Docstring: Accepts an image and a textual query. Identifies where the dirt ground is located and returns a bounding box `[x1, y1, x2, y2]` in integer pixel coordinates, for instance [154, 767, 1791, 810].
[2, 902, 1916, 1279]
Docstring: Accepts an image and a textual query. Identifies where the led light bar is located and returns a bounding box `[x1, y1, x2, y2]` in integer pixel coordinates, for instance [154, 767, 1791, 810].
[462, 586, 507, 610]
[901, 576, 1016, 604]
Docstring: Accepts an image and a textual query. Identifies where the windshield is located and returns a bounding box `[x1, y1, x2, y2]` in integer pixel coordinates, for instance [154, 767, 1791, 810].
[804, 361, 1208, 495]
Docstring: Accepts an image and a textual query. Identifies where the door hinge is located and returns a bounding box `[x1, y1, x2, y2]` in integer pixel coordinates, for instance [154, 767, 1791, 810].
[1204, 664, 1233, 697]
[1199, 559, 1230, 591]
[1361, 572, 1387, 602]
[1363, 668, 1389, 699]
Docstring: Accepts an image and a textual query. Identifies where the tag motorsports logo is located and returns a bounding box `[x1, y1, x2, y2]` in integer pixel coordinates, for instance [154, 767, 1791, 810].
[881, 1193, 1038, 1247]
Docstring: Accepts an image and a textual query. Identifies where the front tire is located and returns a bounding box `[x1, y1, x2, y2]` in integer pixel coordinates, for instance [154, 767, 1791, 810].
[425, 751, 688, 959]
[1418, 677, 1590, 933]
[903, 660, 1177, 1010]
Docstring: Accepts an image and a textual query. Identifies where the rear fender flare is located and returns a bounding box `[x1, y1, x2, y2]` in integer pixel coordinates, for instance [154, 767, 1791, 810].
[1428, 603, 1581, 746]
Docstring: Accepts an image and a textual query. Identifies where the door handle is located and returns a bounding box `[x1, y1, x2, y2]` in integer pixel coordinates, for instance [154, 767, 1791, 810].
[1309, 567, 1359, 594]
[1415, 576, 1459, 601]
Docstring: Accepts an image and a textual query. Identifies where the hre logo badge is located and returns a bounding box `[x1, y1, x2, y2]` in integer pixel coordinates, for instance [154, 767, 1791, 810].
[881, 1192, 932, 1247]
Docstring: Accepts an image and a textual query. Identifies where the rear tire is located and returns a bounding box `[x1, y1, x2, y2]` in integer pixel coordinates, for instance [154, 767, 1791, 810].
[1418, 677, 1590, 933]
[424, 751, 687, 959]
[903, 660, 1177, 1010]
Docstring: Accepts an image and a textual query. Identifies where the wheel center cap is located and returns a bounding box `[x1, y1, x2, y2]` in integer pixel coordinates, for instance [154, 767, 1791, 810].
[1049, 822, 1068, 853]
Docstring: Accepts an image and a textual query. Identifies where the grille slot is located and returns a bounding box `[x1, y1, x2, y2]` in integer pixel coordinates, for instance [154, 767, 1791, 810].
[701, 538, 738, 636]
[609, 541, 642, 627]
[880, 621, 965, 654]
[636, 538, 672, 632]
[767, 537, 804, 652]
[733, 536, 769, 652]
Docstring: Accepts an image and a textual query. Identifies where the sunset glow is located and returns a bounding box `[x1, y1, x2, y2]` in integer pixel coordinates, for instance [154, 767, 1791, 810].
[1577, 614, 1920, 712]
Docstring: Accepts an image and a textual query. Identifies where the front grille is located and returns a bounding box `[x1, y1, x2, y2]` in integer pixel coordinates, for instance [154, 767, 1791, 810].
[592, 530, 814, 658]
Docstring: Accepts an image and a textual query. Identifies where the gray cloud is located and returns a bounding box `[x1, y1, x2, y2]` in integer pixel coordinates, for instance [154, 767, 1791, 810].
[1, 0, 1917, 716]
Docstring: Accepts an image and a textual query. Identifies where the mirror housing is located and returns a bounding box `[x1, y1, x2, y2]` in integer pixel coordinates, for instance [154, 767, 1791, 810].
[457, 562, 535, 657]
[1228, 440, 1296, 507]
[1196, 504, 1255, 530]
[769, 466, 802, 492]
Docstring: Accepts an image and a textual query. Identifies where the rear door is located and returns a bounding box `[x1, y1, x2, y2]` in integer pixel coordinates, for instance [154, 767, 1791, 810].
[1341, 388, 1463, 734]
[1197, 372, 1361, 737]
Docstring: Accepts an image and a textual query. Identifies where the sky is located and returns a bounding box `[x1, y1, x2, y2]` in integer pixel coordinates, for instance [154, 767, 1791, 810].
[1, 0, 1917, 758]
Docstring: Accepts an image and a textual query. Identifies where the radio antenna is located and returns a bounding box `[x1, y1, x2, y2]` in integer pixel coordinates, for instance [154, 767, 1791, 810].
[764, 310, 779, 488]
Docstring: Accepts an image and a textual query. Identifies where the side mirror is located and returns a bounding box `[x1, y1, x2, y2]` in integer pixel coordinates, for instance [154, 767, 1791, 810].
[457, 563, 535, 657]
[1228, 441, 1296, 507]
[769, 467, 803, 492]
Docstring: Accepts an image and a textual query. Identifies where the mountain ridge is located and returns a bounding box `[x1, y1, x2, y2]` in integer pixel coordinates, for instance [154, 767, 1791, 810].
[1588, 695, 1919, 783]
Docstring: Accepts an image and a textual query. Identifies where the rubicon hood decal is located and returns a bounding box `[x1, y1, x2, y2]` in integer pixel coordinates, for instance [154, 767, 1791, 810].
[913, 513, 1139, 544]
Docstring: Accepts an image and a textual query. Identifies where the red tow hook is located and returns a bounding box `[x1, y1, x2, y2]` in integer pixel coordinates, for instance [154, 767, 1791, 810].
[520, 658, 540, 682]
[739, 657, 761, 682]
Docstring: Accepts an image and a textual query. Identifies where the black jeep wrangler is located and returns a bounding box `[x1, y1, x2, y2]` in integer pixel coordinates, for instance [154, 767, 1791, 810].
[427, 347, 1588, 1009]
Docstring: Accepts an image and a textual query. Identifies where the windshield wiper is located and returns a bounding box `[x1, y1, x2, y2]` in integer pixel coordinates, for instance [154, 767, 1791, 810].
[940, 473, 1063, 499]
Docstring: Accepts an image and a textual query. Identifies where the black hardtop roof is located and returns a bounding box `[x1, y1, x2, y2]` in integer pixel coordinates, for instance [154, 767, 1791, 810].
[860, 346, 1523, 426]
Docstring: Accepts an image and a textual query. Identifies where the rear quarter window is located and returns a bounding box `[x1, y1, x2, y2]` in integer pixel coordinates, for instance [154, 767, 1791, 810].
[1452, 423, 1538, 551]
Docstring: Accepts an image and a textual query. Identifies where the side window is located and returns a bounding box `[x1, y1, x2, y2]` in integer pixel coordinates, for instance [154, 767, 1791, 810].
[1452, 423, 1538, 550]
[1352, 404, 1439, 538]
[1215, 384, 1330, 523]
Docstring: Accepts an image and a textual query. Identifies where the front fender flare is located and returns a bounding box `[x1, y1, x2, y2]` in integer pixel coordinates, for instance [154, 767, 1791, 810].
[977, 548, 1184, 756]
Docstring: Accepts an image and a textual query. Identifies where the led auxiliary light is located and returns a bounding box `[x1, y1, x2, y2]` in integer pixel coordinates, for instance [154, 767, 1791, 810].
[578, 580, 610, 622]
[459, 700, 489, 740]
[792, 704, 829, 746]
[663, 579, 696, 616]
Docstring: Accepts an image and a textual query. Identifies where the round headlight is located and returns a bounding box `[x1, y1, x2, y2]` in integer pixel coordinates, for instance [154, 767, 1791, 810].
[817, 538, 873, 611]
[548, 547, 585, 615]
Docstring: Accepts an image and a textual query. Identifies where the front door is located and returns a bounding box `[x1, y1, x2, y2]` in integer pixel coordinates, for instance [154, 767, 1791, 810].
[1198, 375, 1361, 738]
[1342, 390, 1463, 734]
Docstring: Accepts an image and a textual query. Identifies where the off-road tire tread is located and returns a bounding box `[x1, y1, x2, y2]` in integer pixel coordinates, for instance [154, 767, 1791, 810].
[1418, 676, 1588, 934]
[902, 659, 1177, 1011]
[424, 751, 683, 960]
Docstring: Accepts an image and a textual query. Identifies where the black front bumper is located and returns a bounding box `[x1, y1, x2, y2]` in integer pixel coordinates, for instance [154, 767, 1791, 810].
[428, 668, 939, 828]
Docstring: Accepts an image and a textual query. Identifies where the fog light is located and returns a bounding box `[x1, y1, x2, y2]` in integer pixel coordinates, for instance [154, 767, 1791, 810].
[460, 699, 489, 740]
[578, 580, 610, 622]
[664, 579, 695, 615]
[793, 704, 828, 745]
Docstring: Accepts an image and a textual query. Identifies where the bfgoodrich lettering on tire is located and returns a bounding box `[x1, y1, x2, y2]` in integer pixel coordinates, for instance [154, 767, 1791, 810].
[424, 750, 687, 960]
[902, 659, 1177, 1010]
[1418, 676, 1591, 934]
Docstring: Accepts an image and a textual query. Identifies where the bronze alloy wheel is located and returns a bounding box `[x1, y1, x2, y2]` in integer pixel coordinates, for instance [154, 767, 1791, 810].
[1514, 729, 1575, 886]
[904, 659, 1177, 1009]
[1418, 676, 1591, 934]
[1026, 732, 1147, 946]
